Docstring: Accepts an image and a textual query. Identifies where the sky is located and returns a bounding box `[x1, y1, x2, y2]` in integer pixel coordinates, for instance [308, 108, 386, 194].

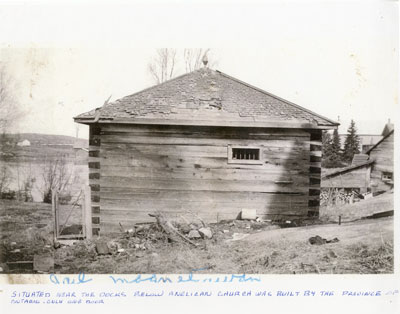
[0, 0, 398, 138]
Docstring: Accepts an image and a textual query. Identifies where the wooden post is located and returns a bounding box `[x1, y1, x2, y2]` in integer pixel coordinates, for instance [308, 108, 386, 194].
[52, 189, 59, 241]
[83, 186, 92, 240]
[51, 189, 57, 243]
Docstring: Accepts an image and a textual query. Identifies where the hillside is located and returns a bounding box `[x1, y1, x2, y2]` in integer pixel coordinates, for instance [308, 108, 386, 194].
[1, 133, 87, 146]
[0, 133, 88, 163]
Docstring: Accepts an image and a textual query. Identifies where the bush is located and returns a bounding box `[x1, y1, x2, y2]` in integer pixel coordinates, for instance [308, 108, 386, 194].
[0, 190, 16, 200]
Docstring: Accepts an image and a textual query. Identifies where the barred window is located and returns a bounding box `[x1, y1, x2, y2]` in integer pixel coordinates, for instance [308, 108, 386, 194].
[232, 148, 260, 160]
[228, 146, 262, 164]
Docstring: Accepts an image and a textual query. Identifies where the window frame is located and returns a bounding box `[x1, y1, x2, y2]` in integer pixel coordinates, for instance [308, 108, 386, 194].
[227, 145, 263, 165]
[381, 172, 393, 182]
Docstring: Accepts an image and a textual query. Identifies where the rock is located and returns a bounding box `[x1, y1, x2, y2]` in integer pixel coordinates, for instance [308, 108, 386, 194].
[179, 224, 192, 234]
[10, 242, 17, 247]
[10, 249, 21, 253]
[309, 236, 339, 245]
[95, 242, 111, 255]
[198, 227, 213, 239]
[188, 230, 202, 239]
[117, 248, 125, 253]
[54, 241, 61, 249]
[309, 235, 327, 245]
[326, 237, 340, 244]
[189, 223, 199, 230]
[227, 233, 249, 242]
[328, 250, 338, 258]
[241, 209, 257, 220]
[223, 229, 230, 233]
[107, 241, 121, 252]
[33, 255, 54, 273]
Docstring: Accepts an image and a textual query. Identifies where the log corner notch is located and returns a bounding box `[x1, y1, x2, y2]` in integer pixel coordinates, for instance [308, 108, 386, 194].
[89, 124, 101, 236]
[308, 130, 322, 217]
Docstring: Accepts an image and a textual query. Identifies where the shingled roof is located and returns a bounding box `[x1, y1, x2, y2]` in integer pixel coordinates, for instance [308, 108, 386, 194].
[74, 68, 338, 129]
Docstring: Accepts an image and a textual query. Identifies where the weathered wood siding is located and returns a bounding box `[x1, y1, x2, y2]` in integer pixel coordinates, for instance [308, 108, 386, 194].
[369, 132, 394, 192]
[96, 124, 312, 233]
[321, 166, 371, 190]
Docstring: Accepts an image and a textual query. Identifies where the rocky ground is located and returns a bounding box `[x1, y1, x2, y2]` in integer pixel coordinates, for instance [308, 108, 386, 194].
[0, 192, 394, 274]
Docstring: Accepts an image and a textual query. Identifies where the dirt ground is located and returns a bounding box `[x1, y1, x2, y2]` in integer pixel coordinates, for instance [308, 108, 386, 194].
[0, 193, 394, 274]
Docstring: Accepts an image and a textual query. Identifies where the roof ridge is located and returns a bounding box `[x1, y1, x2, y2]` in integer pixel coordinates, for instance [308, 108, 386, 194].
[366, 129, 394, 154]
[322, 159, 374, 179]
[215, 70, 339, 126]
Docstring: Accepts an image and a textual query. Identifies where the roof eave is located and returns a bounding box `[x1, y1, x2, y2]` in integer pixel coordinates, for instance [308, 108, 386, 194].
[74, 117, 337, 129]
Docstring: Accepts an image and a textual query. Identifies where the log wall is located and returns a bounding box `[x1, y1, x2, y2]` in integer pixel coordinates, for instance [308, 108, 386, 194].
[321, 166, 371, 192]
[94, 124, 314, 233]
[368, 132, 394, 192]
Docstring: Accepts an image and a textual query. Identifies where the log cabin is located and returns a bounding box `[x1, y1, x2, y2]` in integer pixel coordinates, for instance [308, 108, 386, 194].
[367, 128, 394, 193]
[321, 159, 373, 194]
[74, 67, 338, 235]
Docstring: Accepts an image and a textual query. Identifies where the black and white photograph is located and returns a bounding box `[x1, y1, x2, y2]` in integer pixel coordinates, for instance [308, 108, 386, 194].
[0, 0, 397, 282]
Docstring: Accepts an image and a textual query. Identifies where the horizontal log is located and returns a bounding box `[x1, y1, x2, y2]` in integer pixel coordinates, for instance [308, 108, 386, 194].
[308, 189, 320, 196]
[100, 197, 308, 211]
[88, 162, 100, 169]
[101, 124, 311, 137]
[101, 165, 308, 183]
[101, 130, 311, 142]
[89, 173, 100, 180]
[100, 142, 309, 159]
[310, 155, 321, 162]
[89, 138, 100, 146]
[100, 176, 309, 193]
[89, 150, 100, 157]
[308, 199, 320, 207]
[100, 154, 310, 172]
[92, 206, 100, 214]
[88, 157, 101, 163]
[100, 188, 307, 201]
[101, 134, 310, 148]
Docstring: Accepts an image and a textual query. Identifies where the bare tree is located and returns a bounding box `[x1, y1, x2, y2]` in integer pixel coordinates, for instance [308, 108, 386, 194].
[41, 154, 72, 203]
[0, 164, 11, 196]
[147, 49, 178, 84]
[0, 63, 21, 134]
[148, 48, 218, 84]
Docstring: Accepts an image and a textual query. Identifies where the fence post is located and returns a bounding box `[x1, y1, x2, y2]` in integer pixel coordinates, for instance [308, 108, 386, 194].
[84, 186, 92, 240]
[51, 189, 59, 242]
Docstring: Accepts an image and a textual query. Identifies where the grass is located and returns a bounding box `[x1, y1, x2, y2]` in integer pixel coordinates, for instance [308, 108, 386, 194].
[0, 194, 394, 274]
